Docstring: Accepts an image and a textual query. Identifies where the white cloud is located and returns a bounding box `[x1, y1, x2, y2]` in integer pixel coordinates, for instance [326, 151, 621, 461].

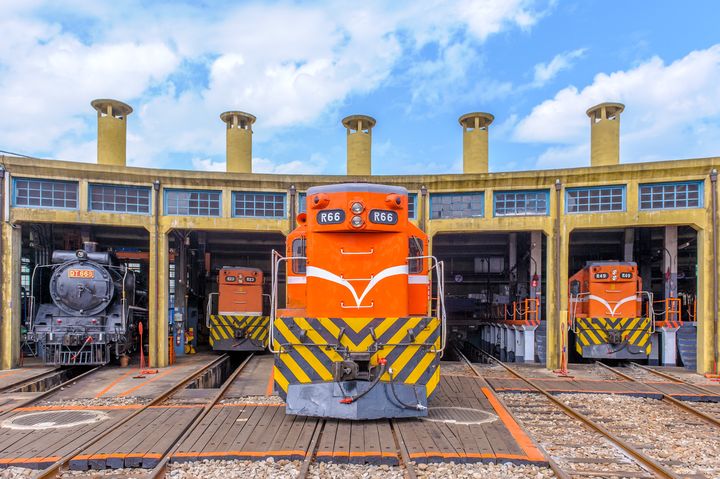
[253, 154, 328, 175]
[532, 48, 586, 86]
[514, 44, 720, 167]
[191, 157, 224, 172]
[0, 1, 546, 171]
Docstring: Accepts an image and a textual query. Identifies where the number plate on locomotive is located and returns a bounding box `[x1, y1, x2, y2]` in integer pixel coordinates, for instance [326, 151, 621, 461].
[244, 276, 256, 283]
[594, 272, 609, 279]
[620, 272, 633, 279]
[369, 209, 398, 225]
[317, 209, 345, 224]
[68, 269, 95, 279]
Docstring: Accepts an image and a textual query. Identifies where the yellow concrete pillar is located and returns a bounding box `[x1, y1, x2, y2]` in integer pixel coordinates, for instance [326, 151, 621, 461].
[91, 99, 133, 167]
[545, 182, 570, 370]
[343, 115, 376, 176]
[459, 113, 494, 174]
[1, 223, 21, 369]
[220, 111, 256, 174]
[587, 102, 624, 167]
[697, 227, 713, 373]
[148, 226, 169, 368]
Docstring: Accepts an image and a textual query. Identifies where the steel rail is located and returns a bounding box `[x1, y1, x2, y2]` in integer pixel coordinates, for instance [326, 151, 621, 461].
[148, 353, 256, 479]
[33, 354, 229, 479]
[390, 419, 418, 479]
[0, 366, 64, 394]
[461, 345, 680, 479]
[595, 362, 720, 428]
[629, 362, 720, 398]
[0, 365, 103, 420]
[296, 419, 325, 479]
[452, 347, 570, 479]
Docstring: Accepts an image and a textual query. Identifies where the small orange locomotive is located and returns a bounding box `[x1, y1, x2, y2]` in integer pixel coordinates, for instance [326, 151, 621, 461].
[270, 183, 446, 419]
[569, 261, 653, 359]
[207, 266, 270, 352]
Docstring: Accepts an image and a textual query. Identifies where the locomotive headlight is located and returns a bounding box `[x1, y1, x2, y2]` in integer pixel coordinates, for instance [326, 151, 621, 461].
[350, 202, 364, 214]
[351, 215, 364, 228]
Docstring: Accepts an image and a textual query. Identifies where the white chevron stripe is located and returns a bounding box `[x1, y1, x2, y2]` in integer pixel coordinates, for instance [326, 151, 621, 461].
[306, 264, 408, 307]
[588, 294, 638, 316]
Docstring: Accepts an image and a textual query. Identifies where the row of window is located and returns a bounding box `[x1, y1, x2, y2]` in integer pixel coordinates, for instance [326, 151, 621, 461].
[12, 178, 704, 219]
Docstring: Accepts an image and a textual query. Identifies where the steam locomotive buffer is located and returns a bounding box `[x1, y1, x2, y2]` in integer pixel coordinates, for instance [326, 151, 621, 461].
[26, 242, 140, 365]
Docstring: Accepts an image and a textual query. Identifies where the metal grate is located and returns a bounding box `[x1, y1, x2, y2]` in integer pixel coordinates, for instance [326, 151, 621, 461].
[421, 406, 498, 425]
[43, 343, 109, 365]
[3, 410, 108, 430]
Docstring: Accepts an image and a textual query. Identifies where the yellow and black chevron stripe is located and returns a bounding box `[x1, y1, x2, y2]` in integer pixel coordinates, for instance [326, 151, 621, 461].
[272, 316, 441, 400]
[574, 317, 652, 356]
[209, 315, 269, 351]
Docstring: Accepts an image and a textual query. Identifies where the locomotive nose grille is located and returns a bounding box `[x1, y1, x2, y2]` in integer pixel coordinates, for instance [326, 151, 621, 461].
[421, 406, 498, 425]
[2, 410, 109, 430]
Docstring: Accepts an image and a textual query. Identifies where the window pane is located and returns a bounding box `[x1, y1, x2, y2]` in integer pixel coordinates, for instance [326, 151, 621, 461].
[494, 190, 548, 216]
[165, 190, 221, 216]
[638, 182, 703, 210]
[232, 192, 286, 218]
[566, 186, 624, 213]
[89, 184, 151, 214]
[430, 192, 483, 219]
[14, 178, 78, 209]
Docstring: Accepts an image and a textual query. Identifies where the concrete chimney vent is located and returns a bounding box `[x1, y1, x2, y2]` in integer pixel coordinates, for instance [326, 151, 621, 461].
[459, 112, 494, 174]
[586, 102, 624, 167]
[91, 99, 133, 167]
[342, 114, 376, 176]
[220, 111, 256, 173]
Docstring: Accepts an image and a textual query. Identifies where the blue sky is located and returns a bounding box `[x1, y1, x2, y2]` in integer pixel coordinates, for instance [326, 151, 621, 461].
[1, 1, 720, 175]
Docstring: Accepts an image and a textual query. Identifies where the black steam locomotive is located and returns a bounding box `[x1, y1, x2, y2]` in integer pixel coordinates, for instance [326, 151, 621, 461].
[27, 243, 140, 365]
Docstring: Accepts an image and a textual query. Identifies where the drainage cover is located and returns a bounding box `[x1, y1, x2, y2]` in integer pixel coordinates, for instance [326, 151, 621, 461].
[2, 410, 109, 430]
[420, 407, 498, 425]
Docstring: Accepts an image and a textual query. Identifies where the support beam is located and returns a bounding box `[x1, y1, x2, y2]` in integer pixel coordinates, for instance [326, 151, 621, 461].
[624, 228, 634, 261]
[664, 226, 678, 300]
[530, 231, 542, 321]
[0, 223, 21, 369]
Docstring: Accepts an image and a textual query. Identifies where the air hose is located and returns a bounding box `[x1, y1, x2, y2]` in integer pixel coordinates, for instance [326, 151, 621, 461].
[339, 358, 387, 404]
[389, 369, 426, 411]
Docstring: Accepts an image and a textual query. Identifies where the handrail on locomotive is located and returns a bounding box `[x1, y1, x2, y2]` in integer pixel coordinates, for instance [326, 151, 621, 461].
[269, 249, 446, 356]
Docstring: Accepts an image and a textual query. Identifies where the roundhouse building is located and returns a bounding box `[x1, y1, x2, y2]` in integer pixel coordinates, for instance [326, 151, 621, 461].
[0, 99, 717, 375]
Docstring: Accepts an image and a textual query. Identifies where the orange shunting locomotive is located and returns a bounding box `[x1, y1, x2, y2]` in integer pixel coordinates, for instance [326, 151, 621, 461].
[271, 183, 446, 420]
[569, 261, 653, 359]
[207, 266, 270, 352]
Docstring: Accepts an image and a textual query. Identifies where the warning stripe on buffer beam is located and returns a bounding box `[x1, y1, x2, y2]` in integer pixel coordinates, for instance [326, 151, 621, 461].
[209, 315, 270, 347]
[574, 317, 651, 355]
[271, 316, 442, 398]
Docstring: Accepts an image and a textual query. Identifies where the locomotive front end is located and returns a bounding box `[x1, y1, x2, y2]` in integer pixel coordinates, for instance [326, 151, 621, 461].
[28, 244, 136, 365]
[271, 184, 445, 420]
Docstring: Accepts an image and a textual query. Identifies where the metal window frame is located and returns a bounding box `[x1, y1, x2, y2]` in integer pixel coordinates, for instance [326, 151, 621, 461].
[88, 183, 152, 215]
[565, 185, 626, 214]
[493, 189, 550, 217]
[638, 180, 704, 211]
[429, 192, 484, 220]
[231, 190, 287, 219]
[408, 193, 418, 219]
[297, 192, 307, 214]
[163, 188, 222, 217]
[12, 177, 79, 210]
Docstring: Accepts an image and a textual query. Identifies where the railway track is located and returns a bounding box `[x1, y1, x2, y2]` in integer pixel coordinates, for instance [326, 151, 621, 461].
[34, 354, 232, 479]
[596, 362, 720, 428]
[456, 343, 682, 479]
[0, 365, 103, 419]
[295, 417, 417, 479]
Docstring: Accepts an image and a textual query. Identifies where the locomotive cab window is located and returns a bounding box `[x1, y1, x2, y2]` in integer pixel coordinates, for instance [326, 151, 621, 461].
[292, 237, 306, 274]
[408, 236, 424, 273]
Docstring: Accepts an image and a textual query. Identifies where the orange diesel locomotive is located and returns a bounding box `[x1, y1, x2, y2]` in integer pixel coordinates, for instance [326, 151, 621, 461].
[270, 183, 446, 420]
[569, 261, 653, 359]
[207, 266, 270, 352]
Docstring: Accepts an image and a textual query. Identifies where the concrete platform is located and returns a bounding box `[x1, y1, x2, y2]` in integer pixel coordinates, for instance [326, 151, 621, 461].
[50, 353, 220, 401]
[0, 365, 57, 392]
[224, 355, 274, 398]
[486, 376, 720, 401]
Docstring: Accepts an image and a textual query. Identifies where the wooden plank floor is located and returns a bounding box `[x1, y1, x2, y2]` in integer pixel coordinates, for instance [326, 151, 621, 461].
[394, 376, 546, 464]
[172, 375, 546, 467]
[486, 377, 720, 401]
